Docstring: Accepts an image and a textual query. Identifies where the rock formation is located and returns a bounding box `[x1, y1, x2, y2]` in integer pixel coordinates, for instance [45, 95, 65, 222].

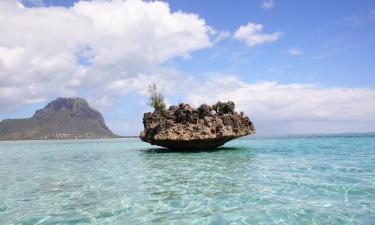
[0, 97, 117, 140]
[140, 101, 255, 149]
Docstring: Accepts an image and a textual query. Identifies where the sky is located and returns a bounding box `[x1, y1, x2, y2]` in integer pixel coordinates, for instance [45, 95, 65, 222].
[0, 0, 375, 135]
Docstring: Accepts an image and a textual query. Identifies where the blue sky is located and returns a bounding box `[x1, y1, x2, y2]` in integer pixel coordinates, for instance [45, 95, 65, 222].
[22, 0, 375, 87]
[1, 0, 375, 135]
[170, 0, 375, 87]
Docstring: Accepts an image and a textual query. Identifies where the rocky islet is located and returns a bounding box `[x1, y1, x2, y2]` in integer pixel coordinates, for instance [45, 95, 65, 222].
[140, 101, 256, 149]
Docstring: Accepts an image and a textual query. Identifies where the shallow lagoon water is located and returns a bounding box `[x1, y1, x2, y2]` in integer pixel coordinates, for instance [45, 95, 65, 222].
[0, 134, 374, 224]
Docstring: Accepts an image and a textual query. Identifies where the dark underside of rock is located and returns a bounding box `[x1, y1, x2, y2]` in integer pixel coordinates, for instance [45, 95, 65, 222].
[140, 101, 255, 149]
[0, 97, 117, 140]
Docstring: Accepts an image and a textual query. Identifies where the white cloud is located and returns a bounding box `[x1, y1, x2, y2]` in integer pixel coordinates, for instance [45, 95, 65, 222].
[1, 0, 374, 135]
[0, 0, 213, 108]
[234, 22, 281, 47]
[289, 48, 303, 55]
[105, 68, 192, 97]
[212, 30, 231, 43]
[261, 0, 274, 9]
[90, 96, 115, 110]
[186, 75, 375, 133]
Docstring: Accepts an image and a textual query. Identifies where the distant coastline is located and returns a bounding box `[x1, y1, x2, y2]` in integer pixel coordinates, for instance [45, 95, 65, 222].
[241, 132, 375, 139]
[0, 136, 138, 142]
[2, 132, 374, 142]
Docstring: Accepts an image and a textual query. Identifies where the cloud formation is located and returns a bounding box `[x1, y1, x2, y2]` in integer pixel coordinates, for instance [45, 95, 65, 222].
[186, 75, 375, 133]
[0, 0, 212, 108]
[234, 22, 281, 47]
[289, 48, 303, 55]
[261, 0, 274, 9]
[1, 0, 374, 134]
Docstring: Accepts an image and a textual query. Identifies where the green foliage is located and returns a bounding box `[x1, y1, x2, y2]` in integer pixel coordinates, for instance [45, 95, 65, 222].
[212, 102, 220, 113]
[147, 83, 166, 114]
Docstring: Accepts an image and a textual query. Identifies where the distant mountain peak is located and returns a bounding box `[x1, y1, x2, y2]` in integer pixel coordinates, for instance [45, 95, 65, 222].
[33, 97, 102, 120]
[0, 97, 117, 140]
[42, 97, 89, 111]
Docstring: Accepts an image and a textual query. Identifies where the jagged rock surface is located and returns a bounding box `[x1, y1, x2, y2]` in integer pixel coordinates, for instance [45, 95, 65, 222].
[140, 101, 255, 149]
[0, 97, 117, 140]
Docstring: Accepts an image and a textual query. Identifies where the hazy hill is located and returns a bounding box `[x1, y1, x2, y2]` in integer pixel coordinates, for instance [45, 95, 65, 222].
[0, 97, 117, 140]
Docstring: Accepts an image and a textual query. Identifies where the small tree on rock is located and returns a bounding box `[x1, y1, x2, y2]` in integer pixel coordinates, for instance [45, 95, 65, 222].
[147, 83, 166, 114]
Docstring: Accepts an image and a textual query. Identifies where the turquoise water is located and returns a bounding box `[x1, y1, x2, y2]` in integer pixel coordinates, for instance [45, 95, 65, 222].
[0, 134, 374, 224]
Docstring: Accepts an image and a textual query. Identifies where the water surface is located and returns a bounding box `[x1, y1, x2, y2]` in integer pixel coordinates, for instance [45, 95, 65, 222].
[0, 134, 374, 224]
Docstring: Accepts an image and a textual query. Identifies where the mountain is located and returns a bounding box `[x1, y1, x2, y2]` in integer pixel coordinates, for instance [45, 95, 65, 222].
[0, 97, 117, 140]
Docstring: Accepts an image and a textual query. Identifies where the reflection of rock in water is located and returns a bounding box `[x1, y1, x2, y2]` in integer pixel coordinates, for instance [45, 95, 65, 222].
[138, 146, 257, 220]
[140, 101, 255, 149]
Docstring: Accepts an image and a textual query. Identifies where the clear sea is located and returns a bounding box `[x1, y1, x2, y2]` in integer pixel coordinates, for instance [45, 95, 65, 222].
[0, 134, 374, 225]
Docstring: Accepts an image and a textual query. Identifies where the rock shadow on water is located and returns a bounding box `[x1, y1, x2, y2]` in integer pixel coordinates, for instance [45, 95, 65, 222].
[141, 146, 243, 154]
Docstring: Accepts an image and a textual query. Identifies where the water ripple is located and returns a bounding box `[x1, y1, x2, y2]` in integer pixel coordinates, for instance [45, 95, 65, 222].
[0, 136, 374, 224]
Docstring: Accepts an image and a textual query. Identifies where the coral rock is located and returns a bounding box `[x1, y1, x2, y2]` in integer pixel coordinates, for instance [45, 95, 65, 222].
[140, 101, 255, 149]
